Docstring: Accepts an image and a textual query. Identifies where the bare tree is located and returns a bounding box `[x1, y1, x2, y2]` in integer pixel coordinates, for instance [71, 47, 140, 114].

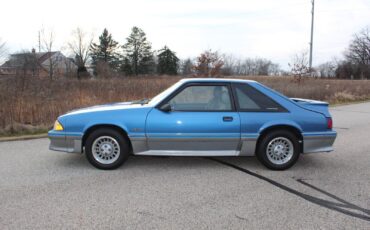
[193, 50, 224, 77]
[40, 28, 58, 79]
[67, 27, 93, 78]
[289, 50, 310, 83]
[254, 58, 273, 75]
[346, 27, 370, 66]
[221, 54, 237, 75]
[180, 58, 194, 76]
[240, 58, 254, 75]
[345, 27, 370, 79]
[317, 61, 337, 78]
[268, 63, 281, 76]
[223, 56, 280, 76]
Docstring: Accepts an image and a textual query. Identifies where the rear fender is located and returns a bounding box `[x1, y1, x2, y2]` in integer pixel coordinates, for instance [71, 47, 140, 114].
[257, 120, 304, 154]
[259, 120, 303, 134]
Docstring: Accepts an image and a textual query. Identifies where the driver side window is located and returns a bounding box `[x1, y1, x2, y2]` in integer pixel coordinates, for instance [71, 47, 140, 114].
[168, 85, 232, 111]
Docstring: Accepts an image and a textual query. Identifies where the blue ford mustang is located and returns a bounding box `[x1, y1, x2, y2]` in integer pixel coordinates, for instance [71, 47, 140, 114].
[49, 78, 336, 170]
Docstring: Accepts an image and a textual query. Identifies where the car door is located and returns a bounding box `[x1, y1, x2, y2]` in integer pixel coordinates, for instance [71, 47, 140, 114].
[145, 83, 241, 156]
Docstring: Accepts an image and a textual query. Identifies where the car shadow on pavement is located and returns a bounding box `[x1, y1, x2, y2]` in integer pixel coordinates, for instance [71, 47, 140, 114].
[55, 153, 328, 172]
[55, 153, 91, 168]
[55, 154, 264, 171]
[125, 155, 265, 171]
[51, 153, 253, 172]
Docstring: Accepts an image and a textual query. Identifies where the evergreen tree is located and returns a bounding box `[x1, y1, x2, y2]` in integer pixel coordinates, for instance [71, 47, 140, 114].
[120, 57, 132, 75]
[90, 28, 120, 74]
[157, 46, 179, 75]
[121, 27, 154, 75]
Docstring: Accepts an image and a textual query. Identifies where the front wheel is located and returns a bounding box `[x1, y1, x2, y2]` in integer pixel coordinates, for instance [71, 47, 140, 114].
[256, 130, 300, 170]
[85, 128, 130, 170]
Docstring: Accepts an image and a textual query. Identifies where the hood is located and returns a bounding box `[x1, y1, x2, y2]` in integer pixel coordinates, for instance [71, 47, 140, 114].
[65, 101, 151, 116]
[291, 98, 331, 117]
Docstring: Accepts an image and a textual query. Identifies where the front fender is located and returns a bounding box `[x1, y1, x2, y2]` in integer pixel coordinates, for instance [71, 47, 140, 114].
[82, 121, 130, 136]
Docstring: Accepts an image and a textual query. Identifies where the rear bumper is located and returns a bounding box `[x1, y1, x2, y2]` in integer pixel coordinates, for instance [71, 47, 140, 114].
[303, 131, 337, 153]
[48, 130, 83, 153]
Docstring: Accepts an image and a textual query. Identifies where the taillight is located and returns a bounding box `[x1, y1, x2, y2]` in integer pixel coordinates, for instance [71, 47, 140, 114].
[327, 117, 333, 129]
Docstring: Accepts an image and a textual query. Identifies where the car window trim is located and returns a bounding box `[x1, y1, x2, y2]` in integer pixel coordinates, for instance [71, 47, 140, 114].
[156, 82, 237, 112]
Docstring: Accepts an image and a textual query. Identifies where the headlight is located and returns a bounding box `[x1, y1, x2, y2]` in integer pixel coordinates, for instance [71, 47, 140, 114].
[53, 120, 64, 131]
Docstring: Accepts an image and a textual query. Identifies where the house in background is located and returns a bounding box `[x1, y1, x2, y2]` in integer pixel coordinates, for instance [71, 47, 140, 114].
[0, 49, 77, 78]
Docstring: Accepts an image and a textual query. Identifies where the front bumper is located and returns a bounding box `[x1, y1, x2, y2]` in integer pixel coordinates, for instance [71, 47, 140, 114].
[48, 130, 83, 153]
[303, 131, 337, 153]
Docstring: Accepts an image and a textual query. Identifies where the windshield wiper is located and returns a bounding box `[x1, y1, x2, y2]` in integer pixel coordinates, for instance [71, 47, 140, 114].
[132, 98, 150, 105]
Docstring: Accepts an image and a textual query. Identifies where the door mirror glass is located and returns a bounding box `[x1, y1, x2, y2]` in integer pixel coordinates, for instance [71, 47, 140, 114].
[159, 103, 172, 112]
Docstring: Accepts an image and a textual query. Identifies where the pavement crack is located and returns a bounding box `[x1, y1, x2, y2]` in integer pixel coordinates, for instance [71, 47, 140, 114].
[207, 157, 370, 222]
[137, 210, 166, 220]
[235, 214, 248, 221]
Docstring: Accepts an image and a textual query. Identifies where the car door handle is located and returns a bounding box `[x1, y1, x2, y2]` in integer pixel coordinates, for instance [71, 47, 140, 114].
[223, 116, 233, 122]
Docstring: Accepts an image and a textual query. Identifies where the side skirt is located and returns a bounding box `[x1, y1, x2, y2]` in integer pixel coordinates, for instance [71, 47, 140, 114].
[134, 150, 240, 156]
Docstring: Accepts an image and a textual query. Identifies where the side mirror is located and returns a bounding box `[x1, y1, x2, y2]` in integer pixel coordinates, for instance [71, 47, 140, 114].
[159, 103, 172, 112]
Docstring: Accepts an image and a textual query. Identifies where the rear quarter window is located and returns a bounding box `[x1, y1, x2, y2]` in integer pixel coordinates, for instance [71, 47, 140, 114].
[233, 83, 287, 112]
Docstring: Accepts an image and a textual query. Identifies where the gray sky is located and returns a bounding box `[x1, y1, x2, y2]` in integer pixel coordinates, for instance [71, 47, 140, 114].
[1, 0, 369, 69]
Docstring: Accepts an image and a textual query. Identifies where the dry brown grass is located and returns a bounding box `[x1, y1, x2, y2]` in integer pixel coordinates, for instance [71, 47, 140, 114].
[1, 75, 370, 136]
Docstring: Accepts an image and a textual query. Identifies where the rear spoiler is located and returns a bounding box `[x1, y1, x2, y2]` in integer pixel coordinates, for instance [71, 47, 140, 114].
[290, 98, 329, 106]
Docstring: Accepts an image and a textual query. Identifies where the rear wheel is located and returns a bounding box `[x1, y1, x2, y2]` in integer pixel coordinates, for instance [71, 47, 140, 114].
[85, 128, 130, 170]
[257, 130, 300, 170]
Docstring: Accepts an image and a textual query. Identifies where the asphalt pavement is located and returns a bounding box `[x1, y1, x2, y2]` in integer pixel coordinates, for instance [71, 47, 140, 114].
[0, 102, 370, 229]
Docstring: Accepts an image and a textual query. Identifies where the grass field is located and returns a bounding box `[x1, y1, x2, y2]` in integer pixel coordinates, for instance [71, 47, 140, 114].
[1, 76, 370, 136]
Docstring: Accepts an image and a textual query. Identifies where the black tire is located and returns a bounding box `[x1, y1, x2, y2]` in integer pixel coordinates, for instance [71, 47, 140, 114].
[256, 130, 300, 170]
[85, 128, 130, 170]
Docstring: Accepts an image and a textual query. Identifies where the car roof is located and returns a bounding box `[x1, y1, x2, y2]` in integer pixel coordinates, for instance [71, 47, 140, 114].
[179, 78, 257, 84]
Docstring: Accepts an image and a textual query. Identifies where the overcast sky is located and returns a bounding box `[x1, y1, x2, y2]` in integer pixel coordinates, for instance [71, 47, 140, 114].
[1, 0, 369, 69]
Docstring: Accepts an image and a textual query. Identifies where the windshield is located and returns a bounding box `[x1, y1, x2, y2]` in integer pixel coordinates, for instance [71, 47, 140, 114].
[148, 81, 183, 106]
